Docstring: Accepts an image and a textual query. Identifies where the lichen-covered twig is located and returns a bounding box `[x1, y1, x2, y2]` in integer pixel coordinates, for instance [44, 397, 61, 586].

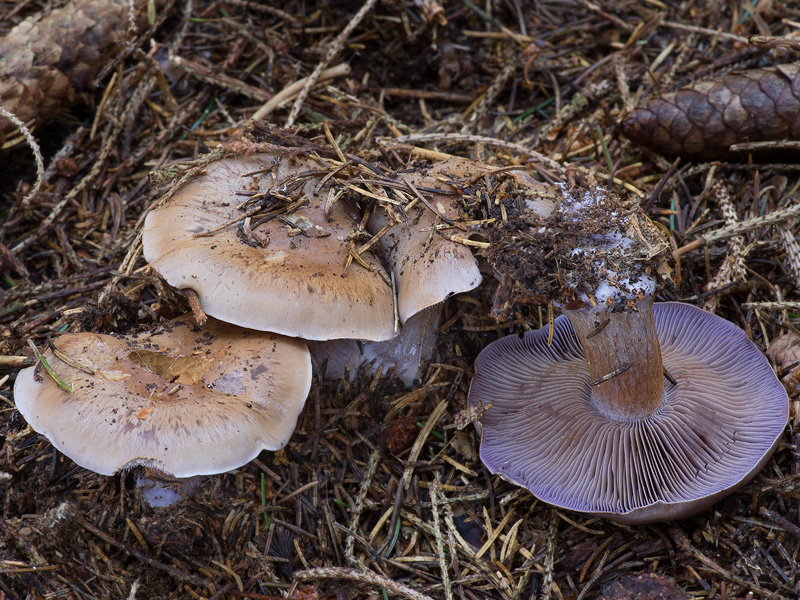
[284, 0, 378, 127]
[0, 106, 43, 204]
[703, 185, 747, 313]
[674, 200, 800, 257]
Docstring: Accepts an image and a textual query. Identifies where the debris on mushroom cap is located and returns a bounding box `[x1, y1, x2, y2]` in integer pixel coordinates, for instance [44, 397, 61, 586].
[143, 152, 396, 341]
[469, 302, 788, 524]
[369, 156, 558, 323]
[309, 305, 442, 386]
[13, 316, 311, 477]
[367, 158, 484, 324]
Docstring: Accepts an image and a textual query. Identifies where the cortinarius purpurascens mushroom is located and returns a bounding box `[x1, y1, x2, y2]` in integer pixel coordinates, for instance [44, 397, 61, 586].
[470, 184, 788, 523]
[14, 316, 311, 477]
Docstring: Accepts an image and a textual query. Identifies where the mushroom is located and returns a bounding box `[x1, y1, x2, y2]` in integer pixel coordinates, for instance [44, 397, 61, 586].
[468, 184, 789, 523]
[13, 316, 311, 477]
[143, 152, 396, 341]
[308, 304, 442, 386]
[144, 145, 556, 385]
[338, 156, 554, 385]
[367, 157, 485, 324]
[367, 156, 557, 323]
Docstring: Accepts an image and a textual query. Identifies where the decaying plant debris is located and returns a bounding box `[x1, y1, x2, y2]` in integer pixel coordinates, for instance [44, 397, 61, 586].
[2, 1, 800, 599]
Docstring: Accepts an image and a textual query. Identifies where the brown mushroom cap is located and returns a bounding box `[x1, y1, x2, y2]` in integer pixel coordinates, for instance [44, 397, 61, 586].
[469, 302, 788, 524]
[368, 158, 484, 323]
[143, 153, 395, 341]
[13, 317, 311, 477]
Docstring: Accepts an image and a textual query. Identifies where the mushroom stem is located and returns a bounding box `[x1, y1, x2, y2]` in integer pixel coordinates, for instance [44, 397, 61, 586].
[563, 296, 664, 420]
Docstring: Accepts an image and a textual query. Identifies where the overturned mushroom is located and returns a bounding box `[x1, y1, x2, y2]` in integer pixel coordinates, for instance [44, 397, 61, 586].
[14, 317, 311, 477]
[469, 185, 788, 523]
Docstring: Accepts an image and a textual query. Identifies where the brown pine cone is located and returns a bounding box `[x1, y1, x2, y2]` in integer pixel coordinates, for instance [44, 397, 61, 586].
[0, 0, 163, 145]
[621, 62, 800, 160]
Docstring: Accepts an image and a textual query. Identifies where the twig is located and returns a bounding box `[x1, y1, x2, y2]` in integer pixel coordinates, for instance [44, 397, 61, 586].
[0, 106, 44, 205]
[704, 185, 746, 313]
[13, 69, 159, 255]
[778, 220, 800, 292]
[674, 200, 800, 257]
[171, 55, 272, 102]
[402, 178, 455, 225]
[403, 397, 449, 490]
[0, 356, 33, 367]
[284, 0, 379, 126]
[27, 340, 72, 393]
[661, 21, 748, 43]
[461, 62, 516, 134]
[580, 0, 633, 31]
[223, 0, 302, 27]
[93, 0, 175, 84]
[430, 474, 452, 600]
[541, 510, 558, 600]
[459, 0, 526, 42]
[252, 63, 351, 121]
[743, 301, 800, 310]
[294, 567, 434, 600]
[47, 339, 95, 375]
[730, 140, 800, 152]
[590, 362, 632, 386]
[391, 271, 400, 334]
[379, 87, 474, 103]
[345, 450, 380, 566]
[759, 507, 800, 540]
[670, 528, 783, 599]
[76, 516, 216, 588]
[642, 157, 680, 213]
[385, 133, 565, 173]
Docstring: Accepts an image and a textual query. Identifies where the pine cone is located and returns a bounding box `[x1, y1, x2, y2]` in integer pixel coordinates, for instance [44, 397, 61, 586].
[621, 62, 800, 160]
[0, 0, 163, 145]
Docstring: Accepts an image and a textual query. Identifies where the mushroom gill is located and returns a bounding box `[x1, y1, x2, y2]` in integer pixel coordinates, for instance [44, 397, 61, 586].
[470, 183, 788, 523]
[470, 302, 788, 524]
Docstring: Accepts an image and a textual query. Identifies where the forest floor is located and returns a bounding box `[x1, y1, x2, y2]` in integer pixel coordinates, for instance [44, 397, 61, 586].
[1, 1, 799, 599]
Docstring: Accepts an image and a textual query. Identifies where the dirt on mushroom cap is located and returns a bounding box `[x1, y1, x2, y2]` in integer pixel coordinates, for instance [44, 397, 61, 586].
[484, 181, 669, 306]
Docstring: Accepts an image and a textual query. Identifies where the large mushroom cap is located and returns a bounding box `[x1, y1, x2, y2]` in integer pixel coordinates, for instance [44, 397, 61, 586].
[13, 317, 312, 477]
[143, 153, 395, 341]
[469, 302, 788, 524]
